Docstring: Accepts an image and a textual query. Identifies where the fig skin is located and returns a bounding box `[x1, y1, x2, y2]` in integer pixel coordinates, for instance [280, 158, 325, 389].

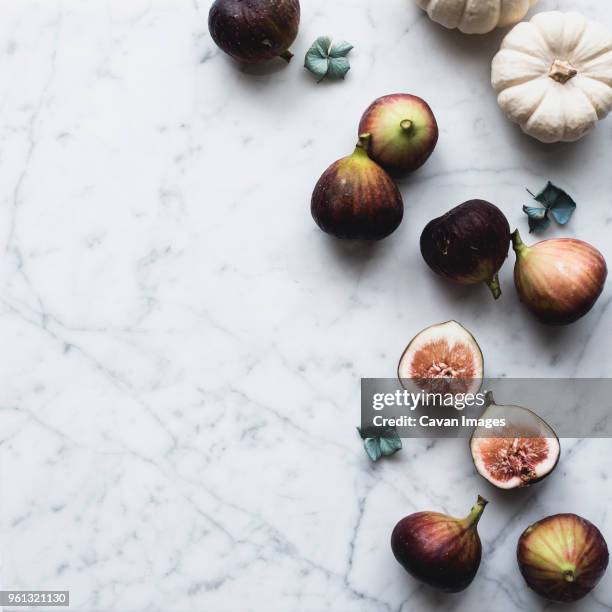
[311, 134, 404, 241]
[420, 200, 511, 299]
[512, 230, 608, 325]
[358, 94, 439, 177]
[208, 0, 300, 64]
[518, 514, 609, 603]
[391, 496, 488, 593]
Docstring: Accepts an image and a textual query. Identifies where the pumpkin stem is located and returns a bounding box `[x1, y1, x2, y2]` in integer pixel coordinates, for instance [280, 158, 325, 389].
[549, 59, 577, 84]
[280, 50, 294, 63]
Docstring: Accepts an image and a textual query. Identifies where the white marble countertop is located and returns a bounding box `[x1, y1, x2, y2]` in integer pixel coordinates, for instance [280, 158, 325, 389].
[2, 0, 612, 610]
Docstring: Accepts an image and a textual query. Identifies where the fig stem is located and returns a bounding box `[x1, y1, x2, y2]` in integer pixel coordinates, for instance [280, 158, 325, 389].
[563, 569, 576, 583]
[464, 495, 488, 528]
[280, 50, 294, 63]
[400, 119, 413, 133]
[355, 133, 372, 156]
[486, 274, 502, 300]
[512, 230, 529, 257]
[484, 391, 496, 407]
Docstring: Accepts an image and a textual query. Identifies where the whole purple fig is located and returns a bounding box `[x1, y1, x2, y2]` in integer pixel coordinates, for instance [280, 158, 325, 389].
[391, 496, 488, 592]
[420, 200, 511, 299]
[208, 0, 300, 64]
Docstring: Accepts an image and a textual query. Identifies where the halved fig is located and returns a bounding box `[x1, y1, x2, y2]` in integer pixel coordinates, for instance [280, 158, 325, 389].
[470, 392, 560, 490]
[397, 321, 483, 395]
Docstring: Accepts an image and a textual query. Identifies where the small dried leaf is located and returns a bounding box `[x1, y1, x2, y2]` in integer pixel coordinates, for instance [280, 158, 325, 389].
[363, 438, 382, 462]
[305, 36, 353, 82]
[357, 426, 402, 462]
[523, 182, 577, 233]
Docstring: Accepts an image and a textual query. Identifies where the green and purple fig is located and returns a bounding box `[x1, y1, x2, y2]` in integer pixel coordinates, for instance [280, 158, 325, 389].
[208, 0, 300, 64]
[512, 231, 608, 325]
[358, 94, 439, 177]
[420, 200, 511, 299]
[311, 134, 404, 241]
[391, 496, 488, 593]
[518, 514, 609, 602]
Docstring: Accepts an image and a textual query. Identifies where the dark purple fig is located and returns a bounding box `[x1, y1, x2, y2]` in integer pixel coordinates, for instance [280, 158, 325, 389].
[391, 496, 488, 593]
[311, 134, 404, 241]
[208, 0, 300, 64]
[420, 200, 511, 299]
[518, 514, 609, 602]
[358, 93, 439, 177]
[512, 231, 608, 325]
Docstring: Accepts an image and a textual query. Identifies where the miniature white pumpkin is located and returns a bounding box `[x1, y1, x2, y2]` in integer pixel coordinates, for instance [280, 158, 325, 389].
[416, 0, 538, 35]
[492, 12, 612, 143]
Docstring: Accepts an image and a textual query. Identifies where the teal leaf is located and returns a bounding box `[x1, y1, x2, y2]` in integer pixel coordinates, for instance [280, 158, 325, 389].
[305, 36, 353, 82]
[549, 199, 577, 226]
[329, 40, 353, 58]
[527, 213, 551, 234]
[363, 438, 382, 462]
[523, 205, 550, 233]
[523, 206, 547, 220]
[326, 57, 351, 80]
[357, 426, 402, 462]
[533, 182, 576, 225]
[379, 435, 403, 456]
[524, 182, 577, 233]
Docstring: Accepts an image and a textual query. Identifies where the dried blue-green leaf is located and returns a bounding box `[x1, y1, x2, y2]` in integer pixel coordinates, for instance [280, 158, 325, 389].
[533, 182, 576, 216]
[357, 426, 402, 462]
[305, 36, 353, 82]
[379, 435, 402, 456]
[329, 40, 353, 58]
[523, 182, 577, 233]
[523, 205, 551, 233]
[363, 437, 382, 462]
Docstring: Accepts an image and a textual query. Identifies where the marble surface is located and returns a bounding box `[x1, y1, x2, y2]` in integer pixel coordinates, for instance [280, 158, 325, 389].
[2, 0, 612, 610]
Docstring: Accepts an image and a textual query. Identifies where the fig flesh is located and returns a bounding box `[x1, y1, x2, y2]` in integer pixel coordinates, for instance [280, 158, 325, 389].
[398, 321, 483, 395]
[358, 94, 439, 177]
[470, 393, 560, 490]
[512, 230, 608, 325]
[518, 514, 609, 602]
[311, 134, 404, 241]
[421, 200, 511, 299]
[391, 496, 488, 593]
[208, 0, 300, 64]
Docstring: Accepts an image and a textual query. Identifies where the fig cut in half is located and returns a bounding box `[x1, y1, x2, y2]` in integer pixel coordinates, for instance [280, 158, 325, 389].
[398, 321, 483, 395]
[470, 392, 560, 490]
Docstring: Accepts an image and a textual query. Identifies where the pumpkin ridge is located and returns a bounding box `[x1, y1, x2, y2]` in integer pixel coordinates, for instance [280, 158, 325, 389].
[523, 79, 550, 123]
[573, 76, 612, 120]
[457, 0, 469, 31]
[502, 23, 552, 62]
[561, 14, 587, 59]
[568, 81, 602, 123]
[580, 50, 612, 76]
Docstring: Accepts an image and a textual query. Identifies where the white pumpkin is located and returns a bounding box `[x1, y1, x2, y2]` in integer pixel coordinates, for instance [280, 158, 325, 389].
[416, 0, 538, 35]
[492, 12, 612, 143]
